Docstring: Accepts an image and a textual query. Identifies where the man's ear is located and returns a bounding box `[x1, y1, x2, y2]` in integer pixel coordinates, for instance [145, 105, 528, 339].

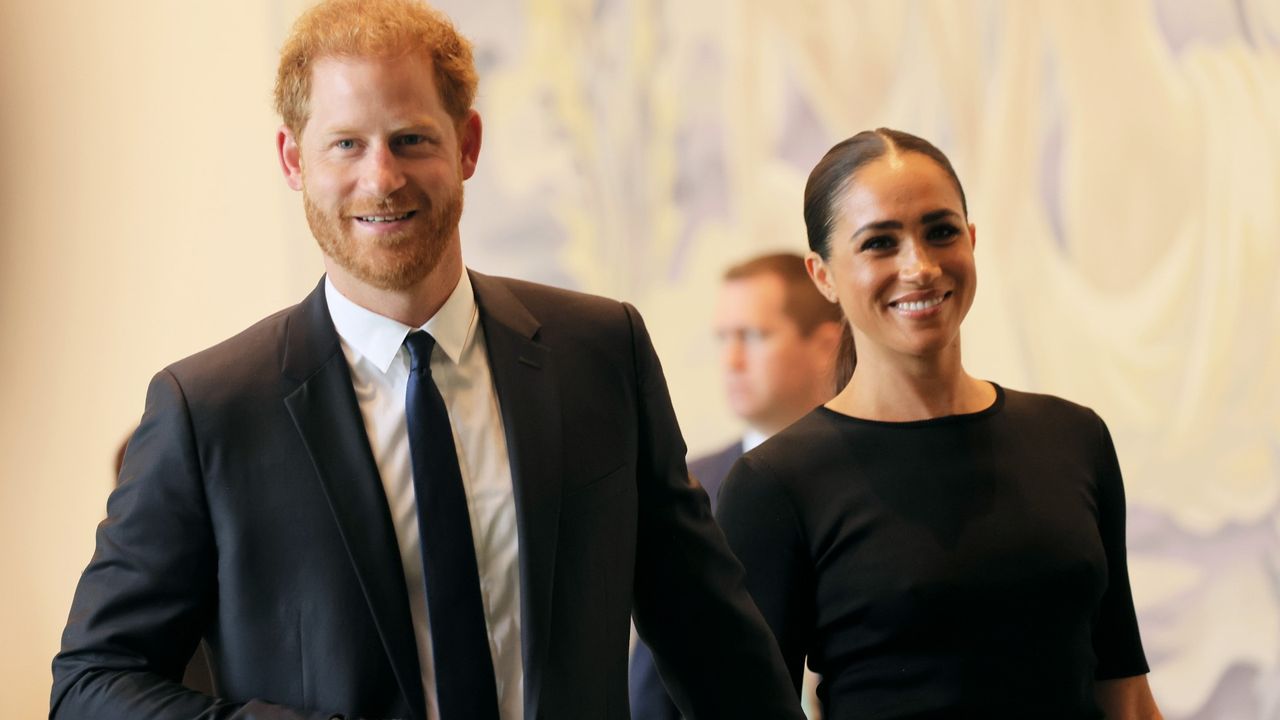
[969, 222, 977, 251]
[458, 110, 483, 180]
[808, 319, 845, 383]
[277, 125, 304, 191]
[805, 251, 839, 304]
[812, 319, 844, 355]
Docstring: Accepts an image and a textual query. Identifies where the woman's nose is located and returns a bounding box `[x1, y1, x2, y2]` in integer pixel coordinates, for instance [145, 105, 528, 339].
[899, 240, 941, 283]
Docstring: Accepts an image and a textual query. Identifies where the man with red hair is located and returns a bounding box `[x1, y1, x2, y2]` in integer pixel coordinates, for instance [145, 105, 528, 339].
[51, 2, 801, 719]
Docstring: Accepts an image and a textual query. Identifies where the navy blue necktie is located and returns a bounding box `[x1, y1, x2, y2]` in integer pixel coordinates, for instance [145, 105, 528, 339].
[403, 331, 500, 720]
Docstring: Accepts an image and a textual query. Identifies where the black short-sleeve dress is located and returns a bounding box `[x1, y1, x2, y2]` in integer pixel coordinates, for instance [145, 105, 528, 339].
[716, 384, 1149, 719]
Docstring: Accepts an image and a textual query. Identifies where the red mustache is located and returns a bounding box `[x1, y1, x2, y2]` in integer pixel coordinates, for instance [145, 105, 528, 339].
[344, 190, 430, 218]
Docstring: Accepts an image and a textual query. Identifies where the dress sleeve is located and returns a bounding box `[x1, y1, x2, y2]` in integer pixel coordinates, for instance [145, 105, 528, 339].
[716, 454, 814, 694]
[1090, 413, 1151, 680]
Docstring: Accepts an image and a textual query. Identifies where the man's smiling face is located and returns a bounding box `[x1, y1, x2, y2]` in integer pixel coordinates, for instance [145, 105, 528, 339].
[283, 51, 479, 292]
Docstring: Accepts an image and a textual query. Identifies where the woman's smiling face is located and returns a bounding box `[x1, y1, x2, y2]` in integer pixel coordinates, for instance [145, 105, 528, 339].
[810, 150, 977, 363]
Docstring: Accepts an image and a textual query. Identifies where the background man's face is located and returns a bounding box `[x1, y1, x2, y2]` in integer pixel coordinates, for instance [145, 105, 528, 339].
[714, 273, 830, 433]
[287, 52, 477, 291]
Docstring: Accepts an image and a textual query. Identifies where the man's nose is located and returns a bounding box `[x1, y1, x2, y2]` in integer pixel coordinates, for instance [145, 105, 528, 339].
[722, 338, 746, 370]
[359, 144, 407, 199]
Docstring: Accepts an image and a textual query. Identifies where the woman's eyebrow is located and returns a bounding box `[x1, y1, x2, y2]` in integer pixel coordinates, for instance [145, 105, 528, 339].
[851, 219, 903, 237]
[921, 209, 960, 223]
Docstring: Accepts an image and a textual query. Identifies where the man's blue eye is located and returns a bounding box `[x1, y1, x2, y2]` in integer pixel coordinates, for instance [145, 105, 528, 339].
[336, 139, 356, 150]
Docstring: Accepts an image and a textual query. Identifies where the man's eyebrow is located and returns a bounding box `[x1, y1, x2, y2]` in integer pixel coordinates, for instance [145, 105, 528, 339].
[316, 121, 442, 137]
[394, 121, 442, 134]
[317, 126, 359, 138]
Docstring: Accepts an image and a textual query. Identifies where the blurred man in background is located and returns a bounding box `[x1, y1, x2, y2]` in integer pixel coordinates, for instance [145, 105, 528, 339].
[630, 252, 845, 720]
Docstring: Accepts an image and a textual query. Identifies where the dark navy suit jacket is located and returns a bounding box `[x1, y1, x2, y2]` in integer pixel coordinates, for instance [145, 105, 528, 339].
[629, 441, 744, 720]
[52, 274, 802, 720]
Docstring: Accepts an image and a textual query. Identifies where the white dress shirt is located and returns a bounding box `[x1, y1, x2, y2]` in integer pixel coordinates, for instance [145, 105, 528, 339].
[742, 428, 769, 454]
[325, 272, 523, 720]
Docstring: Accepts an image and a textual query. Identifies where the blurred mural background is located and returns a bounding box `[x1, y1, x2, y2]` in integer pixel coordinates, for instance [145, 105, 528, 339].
[2, 0, 1277, 717]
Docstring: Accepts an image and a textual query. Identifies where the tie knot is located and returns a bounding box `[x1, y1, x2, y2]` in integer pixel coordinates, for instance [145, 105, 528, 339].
[404, 331, 438, 372]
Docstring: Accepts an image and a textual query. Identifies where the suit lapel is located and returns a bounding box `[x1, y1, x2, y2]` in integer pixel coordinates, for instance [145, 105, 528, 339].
[470, 271, 562, 720]
[281, 280, 427, 720]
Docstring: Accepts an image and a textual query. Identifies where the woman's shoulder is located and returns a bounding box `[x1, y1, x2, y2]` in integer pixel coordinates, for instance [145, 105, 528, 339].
[718, 411, 845, 534]
[734, 408, 853, 485]
[998, 385, 1106, 434]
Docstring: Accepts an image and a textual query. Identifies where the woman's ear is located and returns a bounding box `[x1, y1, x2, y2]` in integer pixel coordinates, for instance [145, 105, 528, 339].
[805, 251, 839, 304]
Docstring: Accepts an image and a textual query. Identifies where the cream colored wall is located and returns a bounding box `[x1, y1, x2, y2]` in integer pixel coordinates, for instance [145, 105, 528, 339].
[0, 1, 314, 714]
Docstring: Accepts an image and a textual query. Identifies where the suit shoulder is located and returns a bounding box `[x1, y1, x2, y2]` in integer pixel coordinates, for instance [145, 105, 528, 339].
[477, 274, 646, 356]
[689, 442, 743, 483]
[689, 441, 742, 504]
[161, 302, 300, 394]
[689, 442, 741, 477]
[487, 274, 630, 320]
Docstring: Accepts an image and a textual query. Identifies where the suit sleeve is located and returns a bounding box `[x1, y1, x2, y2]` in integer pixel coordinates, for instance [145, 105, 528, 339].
[622, 304, 804, 720]
[1089, 413, 1150, 680]
[628, 451, 728, 720]
[50, 370, 340, 720]
[716, 454, 813, 692]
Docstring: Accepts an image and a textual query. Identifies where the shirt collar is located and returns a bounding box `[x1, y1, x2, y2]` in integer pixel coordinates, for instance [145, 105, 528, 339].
[742, 428, 770, 453]
[325, 269, 479, 374]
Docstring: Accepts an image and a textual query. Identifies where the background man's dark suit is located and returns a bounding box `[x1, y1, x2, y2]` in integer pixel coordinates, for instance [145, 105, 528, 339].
[627, 252, 843, 720]
[685, 443, 744, 508]
[628, 441, 741, 720]
[52, 272, 800, 720]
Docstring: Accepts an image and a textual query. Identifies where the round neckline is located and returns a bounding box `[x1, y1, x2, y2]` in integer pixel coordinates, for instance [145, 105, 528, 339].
[817, 382, 1005, 428]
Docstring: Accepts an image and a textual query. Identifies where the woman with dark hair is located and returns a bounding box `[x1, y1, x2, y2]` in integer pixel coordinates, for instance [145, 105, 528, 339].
[716, 128, 1161, 718]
